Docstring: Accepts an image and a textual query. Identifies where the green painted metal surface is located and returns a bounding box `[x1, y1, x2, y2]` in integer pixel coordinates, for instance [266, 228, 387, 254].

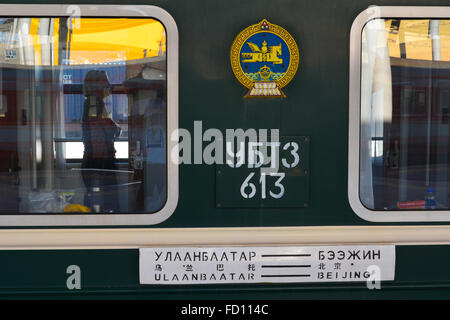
[0, 0, 448, 298]
[2, 0, 446, 229]
[0, 246, 449, 298]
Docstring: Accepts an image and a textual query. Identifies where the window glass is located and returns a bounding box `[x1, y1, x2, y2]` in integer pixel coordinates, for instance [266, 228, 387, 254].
[361, 19, 450, 211]
[0, 17, 167, 213]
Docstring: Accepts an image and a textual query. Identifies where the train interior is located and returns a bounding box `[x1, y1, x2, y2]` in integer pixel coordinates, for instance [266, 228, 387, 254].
[362, 19, 450, 211]
[0, 17, 167, 213]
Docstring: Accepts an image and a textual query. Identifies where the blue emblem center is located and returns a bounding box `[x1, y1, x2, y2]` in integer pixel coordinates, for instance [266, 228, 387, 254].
[240, 32, 290, 82]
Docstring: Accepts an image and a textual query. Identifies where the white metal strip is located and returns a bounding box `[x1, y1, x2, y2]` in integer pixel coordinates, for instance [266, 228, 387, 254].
[0, 226, 448, 249]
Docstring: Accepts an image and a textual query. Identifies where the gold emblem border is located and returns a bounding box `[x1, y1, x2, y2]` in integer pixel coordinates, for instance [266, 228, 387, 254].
[230, 19, 300, 90]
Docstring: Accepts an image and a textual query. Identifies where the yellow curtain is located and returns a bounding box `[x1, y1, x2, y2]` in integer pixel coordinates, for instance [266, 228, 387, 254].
[28, 18, 166, 65]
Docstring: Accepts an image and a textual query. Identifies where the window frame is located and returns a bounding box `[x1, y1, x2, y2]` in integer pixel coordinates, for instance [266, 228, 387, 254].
[0, 4, 178, 226]
[349, 6, 450, 222]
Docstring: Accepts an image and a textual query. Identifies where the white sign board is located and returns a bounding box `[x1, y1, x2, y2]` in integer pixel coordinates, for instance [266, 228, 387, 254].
[139, 245, 395, 285]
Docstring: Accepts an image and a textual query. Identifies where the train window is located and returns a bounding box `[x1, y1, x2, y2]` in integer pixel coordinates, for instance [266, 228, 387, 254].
[349, 7, 450, 221]
[0, 5, 178, 226]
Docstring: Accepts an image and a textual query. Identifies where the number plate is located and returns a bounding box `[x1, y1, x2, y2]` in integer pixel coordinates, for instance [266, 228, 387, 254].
[215, 136, 309, 208]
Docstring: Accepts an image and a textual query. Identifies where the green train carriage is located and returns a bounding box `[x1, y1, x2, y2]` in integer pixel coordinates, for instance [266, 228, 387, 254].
[0, 0, 447, 300]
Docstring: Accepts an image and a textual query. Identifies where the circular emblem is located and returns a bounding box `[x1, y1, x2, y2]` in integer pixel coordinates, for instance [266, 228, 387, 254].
[230, 19, 299, 98]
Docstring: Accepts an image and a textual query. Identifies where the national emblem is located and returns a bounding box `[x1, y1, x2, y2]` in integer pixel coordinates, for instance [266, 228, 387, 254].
[230, 19, 299, 98]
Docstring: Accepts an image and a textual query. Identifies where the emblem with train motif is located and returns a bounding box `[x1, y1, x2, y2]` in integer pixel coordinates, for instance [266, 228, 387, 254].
[230, 19, 299, 98]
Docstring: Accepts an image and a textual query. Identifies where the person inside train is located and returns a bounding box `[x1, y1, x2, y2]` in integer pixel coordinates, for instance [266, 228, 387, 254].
[81, 70, 121, 212]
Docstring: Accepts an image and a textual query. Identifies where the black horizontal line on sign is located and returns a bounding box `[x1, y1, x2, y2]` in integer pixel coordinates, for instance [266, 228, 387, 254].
[261, 265, 311, 268]
[261, 274, 311, 278]
[261, 254, 311, 257]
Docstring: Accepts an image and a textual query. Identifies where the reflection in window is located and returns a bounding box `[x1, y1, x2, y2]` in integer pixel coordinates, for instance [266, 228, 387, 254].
[361, 19, 450, 210]
[0, 17, 167, 213]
